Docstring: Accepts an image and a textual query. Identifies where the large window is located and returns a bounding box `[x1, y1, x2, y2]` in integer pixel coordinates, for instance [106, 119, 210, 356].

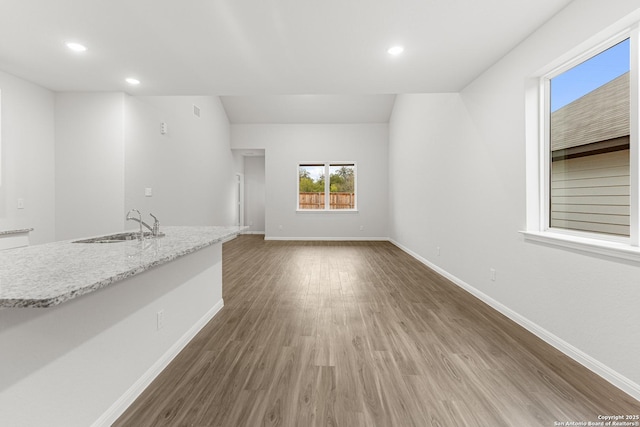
[298, 162, 356, 211]
[547, 39, 631, 237]
[524, 25, 640, 260]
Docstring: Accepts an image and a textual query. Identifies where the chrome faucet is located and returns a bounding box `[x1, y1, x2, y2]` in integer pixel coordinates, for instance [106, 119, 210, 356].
[126, 209, 160, 239]
[149, 213, 160, 236]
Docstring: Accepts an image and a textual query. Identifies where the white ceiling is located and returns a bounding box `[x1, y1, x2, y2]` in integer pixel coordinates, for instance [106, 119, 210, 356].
[0, 0, 573, 123]
[221, 94, 396, 123]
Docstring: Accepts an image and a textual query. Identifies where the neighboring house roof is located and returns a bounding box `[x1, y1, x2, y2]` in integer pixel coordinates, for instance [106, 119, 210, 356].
[551, 72, 629, 151]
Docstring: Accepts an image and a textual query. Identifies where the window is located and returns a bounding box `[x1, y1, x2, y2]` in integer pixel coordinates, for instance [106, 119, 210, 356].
[524, 25, 640, 260]
[548, 39, 630, 237]
[298, 163, 356, 211]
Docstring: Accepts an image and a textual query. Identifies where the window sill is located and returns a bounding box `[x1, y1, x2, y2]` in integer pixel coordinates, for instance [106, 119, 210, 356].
[296, 209, 359, 214]
[520, 230, 640, 263]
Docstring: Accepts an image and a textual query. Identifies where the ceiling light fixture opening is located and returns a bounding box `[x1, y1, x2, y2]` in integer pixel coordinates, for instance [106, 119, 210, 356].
[387, 46, 404, 55]
[66, 42, 87, 52]
[126, 78, 140, 85]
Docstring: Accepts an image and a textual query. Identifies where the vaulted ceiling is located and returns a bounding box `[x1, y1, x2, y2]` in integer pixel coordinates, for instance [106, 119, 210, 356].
[0, 0, 573, 122]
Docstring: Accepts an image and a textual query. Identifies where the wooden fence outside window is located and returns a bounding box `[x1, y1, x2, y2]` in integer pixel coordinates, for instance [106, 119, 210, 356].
[299, 192, 355, 209]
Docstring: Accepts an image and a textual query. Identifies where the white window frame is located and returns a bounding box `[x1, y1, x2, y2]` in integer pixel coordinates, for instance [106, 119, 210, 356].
[296, 162, 358, 213]
[522, 23, 640, 262]
[0, 89, 2, 188]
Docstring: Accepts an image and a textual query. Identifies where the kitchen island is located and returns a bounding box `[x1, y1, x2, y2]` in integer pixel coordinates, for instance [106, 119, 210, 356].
[0, 226, 245, 427]
[0, 226, 244, 308]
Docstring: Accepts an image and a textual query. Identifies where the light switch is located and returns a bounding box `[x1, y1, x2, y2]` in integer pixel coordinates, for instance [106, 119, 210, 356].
[145, 188, 153, 197]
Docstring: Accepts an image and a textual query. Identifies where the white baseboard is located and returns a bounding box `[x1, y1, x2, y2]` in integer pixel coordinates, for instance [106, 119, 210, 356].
[389, 239, 640, 402]
[242, 231, 265, 235]
[92, 299, 225, 427]
[265, 236, 388, 241]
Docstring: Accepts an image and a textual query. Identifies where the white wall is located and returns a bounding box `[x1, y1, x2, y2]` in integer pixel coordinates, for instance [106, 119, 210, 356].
[0, 70, 55, 244]
[55, 93, 125, 240]
[244, 156, 265, 233]
[53, 94, 236, 240]
[125, 96, 237, 228]
[0, 82, 238, 243]
[232, 124, 388, 240]
[389, 0, 640, 397]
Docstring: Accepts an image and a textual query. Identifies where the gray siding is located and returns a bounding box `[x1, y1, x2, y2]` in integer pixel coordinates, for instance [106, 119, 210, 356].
[551, 149, 630, 236]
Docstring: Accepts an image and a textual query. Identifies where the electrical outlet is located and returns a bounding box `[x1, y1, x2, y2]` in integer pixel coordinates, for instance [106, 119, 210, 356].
[436, 246, 441, 256]
[278, 225, 283, 230]
[490, 268, 496, 282]
[359, 225, 364, 231]
[145, 188, 153, 197]
[157, 310, 165, 330]
[17, 198, 25, 209]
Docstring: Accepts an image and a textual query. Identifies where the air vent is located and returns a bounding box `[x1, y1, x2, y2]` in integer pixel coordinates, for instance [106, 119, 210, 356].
[193, 104, 201, 118]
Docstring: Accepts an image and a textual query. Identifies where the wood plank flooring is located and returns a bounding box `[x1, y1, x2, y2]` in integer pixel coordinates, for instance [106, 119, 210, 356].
[114, 235, 640, 426]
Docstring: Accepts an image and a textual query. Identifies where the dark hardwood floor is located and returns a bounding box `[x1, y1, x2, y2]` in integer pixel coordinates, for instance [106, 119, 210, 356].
[114, 235, 640, 426]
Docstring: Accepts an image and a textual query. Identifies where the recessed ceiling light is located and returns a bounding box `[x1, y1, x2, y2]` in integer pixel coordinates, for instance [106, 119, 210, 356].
[125, 78, 140, 85]
[66, 42, 87, 52]
[387, 46, 404, 55]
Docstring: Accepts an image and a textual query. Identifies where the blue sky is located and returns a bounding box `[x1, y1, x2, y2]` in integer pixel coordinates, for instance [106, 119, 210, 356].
[300, 165, 324, 181]
[551, 38, 630, 112]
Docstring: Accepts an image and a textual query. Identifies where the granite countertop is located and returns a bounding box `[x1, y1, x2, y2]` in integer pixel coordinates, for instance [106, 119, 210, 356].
[0, 226, 245, 308]
[0, 228, 34, 236]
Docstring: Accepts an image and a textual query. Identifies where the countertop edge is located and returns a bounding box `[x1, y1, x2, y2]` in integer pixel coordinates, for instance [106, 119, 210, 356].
[0, 228, 34, 236]
[0, 226, 244, 308]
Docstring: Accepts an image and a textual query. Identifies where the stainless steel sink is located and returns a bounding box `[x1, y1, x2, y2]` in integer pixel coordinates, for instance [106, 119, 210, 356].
[73, 231, 165, 243]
